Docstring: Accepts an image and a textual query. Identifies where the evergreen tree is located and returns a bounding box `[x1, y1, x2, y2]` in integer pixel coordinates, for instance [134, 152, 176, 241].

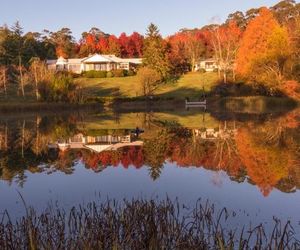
[143, 23, 170, 79]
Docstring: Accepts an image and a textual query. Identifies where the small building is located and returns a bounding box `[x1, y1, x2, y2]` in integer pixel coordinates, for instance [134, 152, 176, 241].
[46, 54, 142, 74]
[196, 59, 219, 72]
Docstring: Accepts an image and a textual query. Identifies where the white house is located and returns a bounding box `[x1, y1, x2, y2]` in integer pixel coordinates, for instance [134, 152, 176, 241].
[46, 54, 143, 74]
[196, 59, 219, 72]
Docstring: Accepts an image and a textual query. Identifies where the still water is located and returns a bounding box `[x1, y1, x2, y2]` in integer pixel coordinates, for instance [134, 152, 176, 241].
[0, 108, 299, 233]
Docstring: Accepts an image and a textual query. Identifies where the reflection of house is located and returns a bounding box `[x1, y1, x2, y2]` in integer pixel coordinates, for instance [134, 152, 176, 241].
[49, 133, 142, 153]
[46, 54, 142, 74]
[194, 128, 237, 140]
[195, 59, 219, 72]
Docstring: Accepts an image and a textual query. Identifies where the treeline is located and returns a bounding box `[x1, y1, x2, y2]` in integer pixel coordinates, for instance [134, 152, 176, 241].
[139, 0, 300, 98]
[0, 0, 300, 101]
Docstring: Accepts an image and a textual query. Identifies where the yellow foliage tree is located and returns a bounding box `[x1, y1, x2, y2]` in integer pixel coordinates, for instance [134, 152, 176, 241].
[236, 8, 291, 89]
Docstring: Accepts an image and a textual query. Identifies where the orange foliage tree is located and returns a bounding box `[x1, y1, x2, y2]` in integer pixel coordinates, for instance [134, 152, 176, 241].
[235, 127, 292, 196]
[236, 8, 291, 89]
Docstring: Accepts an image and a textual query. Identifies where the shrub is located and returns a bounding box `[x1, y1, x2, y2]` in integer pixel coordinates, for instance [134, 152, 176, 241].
[83, 70, 107, 78]
[106, 71, 114, 78]
[127, 70, 136, 76]
[39, 72, 84, 103]
[198, 68, 206, 73]
[111, 69, 125, 77]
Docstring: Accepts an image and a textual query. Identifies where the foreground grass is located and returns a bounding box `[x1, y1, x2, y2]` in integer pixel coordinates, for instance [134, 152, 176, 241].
[0, 199, 299, 249]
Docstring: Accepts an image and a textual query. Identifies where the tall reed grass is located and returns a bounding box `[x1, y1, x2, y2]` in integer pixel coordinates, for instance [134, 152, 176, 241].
[0, 198, 299, 249]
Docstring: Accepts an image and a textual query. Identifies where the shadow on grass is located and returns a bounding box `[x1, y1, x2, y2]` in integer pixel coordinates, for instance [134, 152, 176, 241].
[155, 87, 206, 100]
[83, 85, 121, 98]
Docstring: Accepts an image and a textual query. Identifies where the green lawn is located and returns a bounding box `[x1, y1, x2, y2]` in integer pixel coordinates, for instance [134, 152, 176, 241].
[76, 72, 219, 100]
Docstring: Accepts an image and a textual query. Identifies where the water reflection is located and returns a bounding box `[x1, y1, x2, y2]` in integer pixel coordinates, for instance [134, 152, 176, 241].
[0, 109, 299, 197]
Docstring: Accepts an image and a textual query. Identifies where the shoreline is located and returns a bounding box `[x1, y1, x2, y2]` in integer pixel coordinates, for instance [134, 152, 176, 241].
[0, 96, 298, 114]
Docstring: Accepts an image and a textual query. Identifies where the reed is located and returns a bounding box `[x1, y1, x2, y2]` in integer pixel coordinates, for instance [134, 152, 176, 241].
[0, 198, 299, 249]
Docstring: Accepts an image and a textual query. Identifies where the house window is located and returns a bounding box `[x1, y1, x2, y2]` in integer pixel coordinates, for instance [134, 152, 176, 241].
[94, 64, 101, 71]
[206, 62, 214, 69]
[69, 64, 80, 72]
[119, 63, 129, 70]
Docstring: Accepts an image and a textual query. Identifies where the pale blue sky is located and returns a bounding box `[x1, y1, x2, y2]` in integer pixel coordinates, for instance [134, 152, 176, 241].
[0, 0, 282, 39]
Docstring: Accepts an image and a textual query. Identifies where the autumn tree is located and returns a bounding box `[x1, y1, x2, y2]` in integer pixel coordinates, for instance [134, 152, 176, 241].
[129, 32, 144, 57]
[49, 28, 76, 58]
[97, 37, 109, 54]
[167, 32, 189, 74]
[259, 26, 291, 87]
[236, 8, 291, 89]
[210, 21, 242, 83]
[107, 35, 121, 56]
[118, 32, 144, 58]
[29, 57, 51, 100]
[271, 0, 300, 24]
[226, 11, 247, 30]
[186, 32, 205, 72]
[143, 23, 170, 79]
[0, 65, 8, 96]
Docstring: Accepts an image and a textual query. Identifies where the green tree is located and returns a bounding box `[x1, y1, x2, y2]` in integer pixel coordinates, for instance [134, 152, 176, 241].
[49, 28, 76, 58]
[137, 66, 162, 96]
[143, 23, 170, 79]
[11, 22, 26, 97]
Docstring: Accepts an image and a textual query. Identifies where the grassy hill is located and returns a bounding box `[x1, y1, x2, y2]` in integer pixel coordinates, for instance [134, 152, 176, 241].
[76, 72, 219, 100]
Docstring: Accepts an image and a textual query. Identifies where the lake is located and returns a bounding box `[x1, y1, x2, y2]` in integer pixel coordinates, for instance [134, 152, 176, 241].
[0, 107, 300, 236]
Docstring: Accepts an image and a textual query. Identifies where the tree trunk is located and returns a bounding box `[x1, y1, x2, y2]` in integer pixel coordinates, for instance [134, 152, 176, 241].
[191, 58, 196, 72]
[5, 123, 8, 151]
[223, 71, 227, 84]
[218, 67, 221, 79]
[21, 120, 25, 158]
[18, 56, 25, 98]
[34, 67, 40, 101]
[2, 68, 7, 97]
[36, 116, 40, 153]
[232, 68, 236, 82]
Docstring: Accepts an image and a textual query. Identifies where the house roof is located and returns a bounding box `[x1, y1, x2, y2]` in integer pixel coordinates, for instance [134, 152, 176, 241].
[120, 58, 143, 64]
[68, 58, 84, 64]
[82, 54, 115, 63]
[84, 144, 113, 153]
[47, 54, 143, 65]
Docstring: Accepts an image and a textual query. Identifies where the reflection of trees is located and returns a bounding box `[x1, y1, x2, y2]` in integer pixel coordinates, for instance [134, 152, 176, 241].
[1, 109, 299, 194]
[236, 128, 291, 196]
[0, 114, 79, 185]
[143, 115, 300, 196]
[143, 129, 172, 180]
[264, 110, 300, 147]
[83, 146, 144, 172]
[235, 110, 300, 196]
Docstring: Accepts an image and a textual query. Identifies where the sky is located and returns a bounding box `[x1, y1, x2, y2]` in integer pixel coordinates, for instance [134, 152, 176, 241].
[0, 0, 282, 40]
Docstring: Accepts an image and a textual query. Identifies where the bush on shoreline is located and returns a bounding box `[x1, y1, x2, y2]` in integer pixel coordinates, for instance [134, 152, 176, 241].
[82, 69, 135, 78]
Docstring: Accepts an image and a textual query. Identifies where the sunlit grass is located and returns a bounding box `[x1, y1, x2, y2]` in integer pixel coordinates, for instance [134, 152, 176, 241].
[77, 111, 220, 133]
[77, 72, 219, 100]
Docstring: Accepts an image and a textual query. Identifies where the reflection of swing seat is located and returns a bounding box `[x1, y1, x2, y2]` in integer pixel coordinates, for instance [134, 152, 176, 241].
[185, 98, 207, 108]
[185, 99, 207, 106]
